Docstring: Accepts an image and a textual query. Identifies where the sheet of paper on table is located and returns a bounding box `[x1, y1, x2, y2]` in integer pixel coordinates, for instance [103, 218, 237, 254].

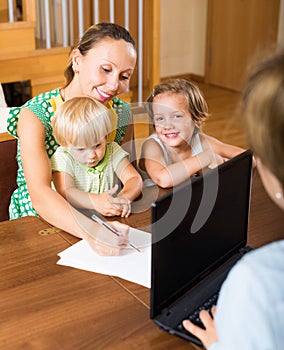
[57, 228, 151, 288]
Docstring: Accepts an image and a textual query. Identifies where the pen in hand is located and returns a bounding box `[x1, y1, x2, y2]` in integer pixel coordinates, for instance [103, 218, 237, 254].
[91, 214, 141, 253]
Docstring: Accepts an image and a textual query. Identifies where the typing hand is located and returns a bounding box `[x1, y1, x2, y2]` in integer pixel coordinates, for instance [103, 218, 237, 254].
[182, 306, 218, 350]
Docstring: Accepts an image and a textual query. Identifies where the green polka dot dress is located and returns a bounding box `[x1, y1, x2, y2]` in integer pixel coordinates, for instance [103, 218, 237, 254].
[7, 88, 130, 219]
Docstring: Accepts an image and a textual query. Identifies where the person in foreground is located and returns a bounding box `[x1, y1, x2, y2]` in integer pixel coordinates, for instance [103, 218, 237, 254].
[139, 79, 244, 188]
[183, 51, 284, 349]
[51, 96, 142, 218]
[6, 22, 137, 255]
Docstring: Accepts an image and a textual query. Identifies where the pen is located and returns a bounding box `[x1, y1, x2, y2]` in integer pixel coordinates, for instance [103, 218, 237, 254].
[91, 214, 141, 253]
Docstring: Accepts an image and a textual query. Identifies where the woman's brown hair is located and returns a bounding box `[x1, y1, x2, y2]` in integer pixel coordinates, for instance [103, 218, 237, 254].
[241, 50, 284, 188]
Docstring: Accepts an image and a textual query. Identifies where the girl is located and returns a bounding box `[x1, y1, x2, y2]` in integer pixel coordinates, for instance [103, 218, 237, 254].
[140, 79, 244, 188]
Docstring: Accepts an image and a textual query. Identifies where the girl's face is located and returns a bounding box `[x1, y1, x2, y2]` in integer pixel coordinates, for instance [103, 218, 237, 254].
[72, 38, 136, 104]
[152, 92, 195, 148]
[68, 138, 107, 168]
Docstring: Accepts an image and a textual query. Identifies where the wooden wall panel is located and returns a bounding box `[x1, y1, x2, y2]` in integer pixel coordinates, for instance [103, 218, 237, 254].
[206, 0, 280, 91]
[0, 23, 35, 54]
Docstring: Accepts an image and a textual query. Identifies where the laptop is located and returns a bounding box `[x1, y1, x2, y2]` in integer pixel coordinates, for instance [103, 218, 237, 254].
[150, 149, 253, 346]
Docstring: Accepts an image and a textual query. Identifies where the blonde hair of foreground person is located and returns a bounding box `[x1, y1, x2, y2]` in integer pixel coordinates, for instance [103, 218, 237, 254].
[242, 51, 284, 207]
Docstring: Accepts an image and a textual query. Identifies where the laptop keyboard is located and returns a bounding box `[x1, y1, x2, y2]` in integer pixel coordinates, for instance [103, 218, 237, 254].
[178, 292, 219, 330]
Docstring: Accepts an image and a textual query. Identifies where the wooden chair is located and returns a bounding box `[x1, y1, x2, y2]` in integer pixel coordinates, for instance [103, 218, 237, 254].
[0, 84, 18, 221]
[0, 133, 18, 221]
[121, 111, 138, 169]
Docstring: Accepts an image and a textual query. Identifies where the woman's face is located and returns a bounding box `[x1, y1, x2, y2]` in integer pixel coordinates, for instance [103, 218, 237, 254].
[72, 38, 136, 103]
[152, 92, 195, 148]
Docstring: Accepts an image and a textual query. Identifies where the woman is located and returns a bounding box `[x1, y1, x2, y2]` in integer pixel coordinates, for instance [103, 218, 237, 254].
[183, 51, 284, 349]
[7, 22, 138, 255]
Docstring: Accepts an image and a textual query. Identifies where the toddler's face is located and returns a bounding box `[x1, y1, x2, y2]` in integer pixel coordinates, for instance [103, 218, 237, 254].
[68, 138, 107, 167]
[152, 92, 195, 147]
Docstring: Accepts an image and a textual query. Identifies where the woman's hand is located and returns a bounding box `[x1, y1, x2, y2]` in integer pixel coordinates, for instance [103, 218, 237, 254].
[84, 220, 130, 256]
[182, 306, 218, 350]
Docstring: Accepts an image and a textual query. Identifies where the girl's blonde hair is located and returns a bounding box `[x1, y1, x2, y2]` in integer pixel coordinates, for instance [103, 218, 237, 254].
[52, 96, 113, 148]
[146, 78, 209, 125]
[241, 50, 284, 189]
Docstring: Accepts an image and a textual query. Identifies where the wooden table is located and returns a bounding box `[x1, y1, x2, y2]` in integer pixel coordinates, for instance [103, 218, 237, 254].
[0, 218, 197, 349]
[0, 171, 283, 350]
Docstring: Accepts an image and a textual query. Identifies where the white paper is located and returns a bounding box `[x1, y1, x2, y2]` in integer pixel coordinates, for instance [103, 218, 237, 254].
[57, 228, 151, 288]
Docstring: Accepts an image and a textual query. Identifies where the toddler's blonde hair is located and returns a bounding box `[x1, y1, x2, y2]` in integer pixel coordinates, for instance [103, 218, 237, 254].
[52, 96, 113, 148]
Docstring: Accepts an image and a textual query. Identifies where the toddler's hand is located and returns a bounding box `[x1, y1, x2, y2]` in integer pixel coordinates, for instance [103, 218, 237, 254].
[89, 185, 123, 216]
[107, 185, 131, 218]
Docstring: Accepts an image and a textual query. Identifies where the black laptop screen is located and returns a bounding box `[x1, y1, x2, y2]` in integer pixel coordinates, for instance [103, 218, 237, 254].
[150, 150, 252, 318]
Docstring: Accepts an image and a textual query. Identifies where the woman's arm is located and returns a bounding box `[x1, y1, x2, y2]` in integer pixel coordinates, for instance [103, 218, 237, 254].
[18, 108, 129, 254]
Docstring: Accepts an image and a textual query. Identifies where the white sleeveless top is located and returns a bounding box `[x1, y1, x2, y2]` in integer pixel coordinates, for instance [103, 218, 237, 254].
[141, 127, 203, 186]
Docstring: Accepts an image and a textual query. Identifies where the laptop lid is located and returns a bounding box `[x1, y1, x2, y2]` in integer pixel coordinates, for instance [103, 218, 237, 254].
[150, 150, 253, 319]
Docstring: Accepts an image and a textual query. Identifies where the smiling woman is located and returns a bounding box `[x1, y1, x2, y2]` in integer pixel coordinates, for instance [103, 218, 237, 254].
[5, 22, 139, 256]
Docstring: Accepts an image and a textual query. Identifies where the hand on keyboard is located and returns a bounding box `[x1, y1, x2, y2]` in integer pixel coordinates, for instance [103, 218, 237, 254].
[182, 306, 218, 350]
[186, 294, 218, 328]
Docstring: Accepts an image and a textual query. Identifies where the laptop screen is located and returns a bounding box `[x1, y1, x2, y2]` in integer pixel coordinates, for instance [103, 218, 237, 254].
[150, 150, 252, 318]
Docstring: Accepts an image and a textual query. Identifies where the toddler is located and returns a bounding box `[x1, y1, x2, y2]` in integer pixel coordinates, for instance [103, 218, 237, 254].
[51, 96, 142, 217]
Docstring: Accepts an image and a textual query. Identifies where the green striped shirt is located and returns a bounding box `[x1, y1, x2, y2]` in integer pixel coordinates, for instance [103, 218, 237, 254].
[50, 142, 129, 193]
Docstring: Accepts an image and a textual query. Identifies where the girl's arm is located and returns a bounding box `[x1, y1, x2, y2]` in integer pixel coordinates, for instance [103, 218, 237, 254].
[205, 134, 257, 168]
[206, 135, 245, 160]
[18, 108, 129, 254]
[142, 138, 215, 188]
